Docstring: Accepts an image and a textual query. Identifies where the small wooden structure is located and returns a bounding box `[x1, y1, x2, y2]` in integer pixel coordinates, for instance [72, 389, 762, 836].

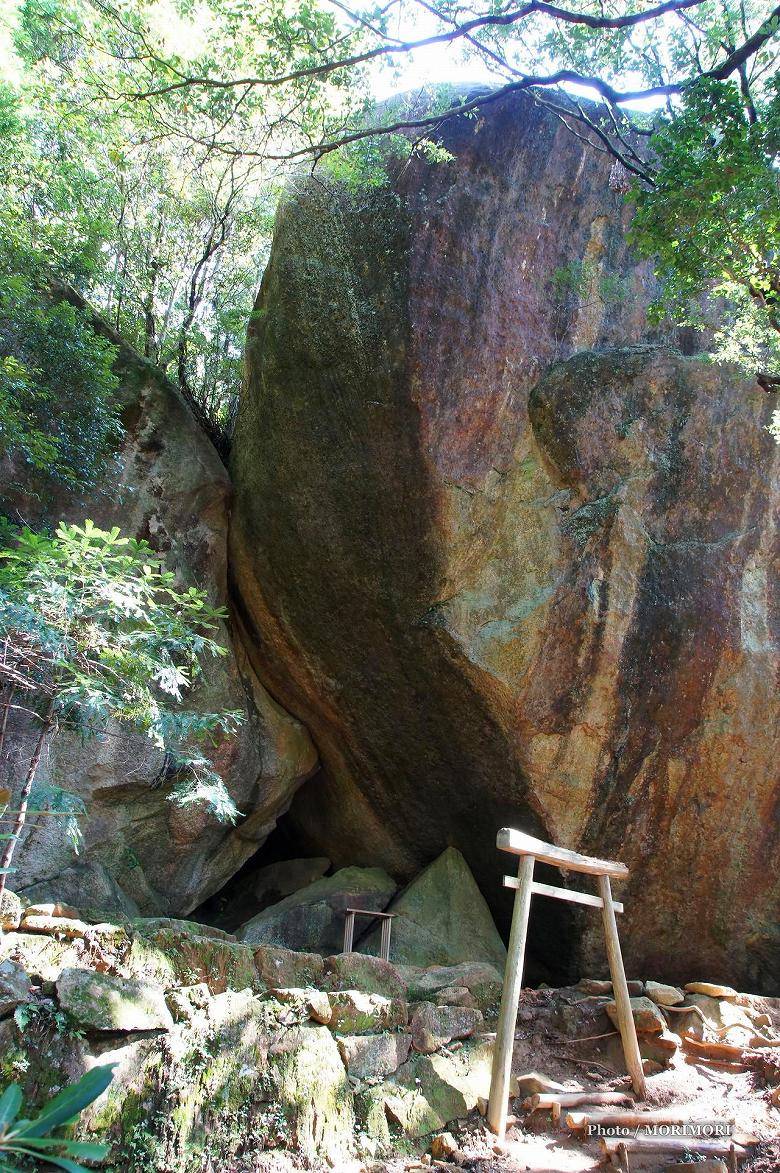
[343, 907, 395, 960]
[487, 828, 645, 1139]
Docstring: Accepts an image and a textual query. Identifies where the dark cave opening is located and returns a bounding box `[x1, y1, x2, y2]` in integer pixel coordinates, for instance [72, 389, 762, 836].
[193, 804, 582, 988]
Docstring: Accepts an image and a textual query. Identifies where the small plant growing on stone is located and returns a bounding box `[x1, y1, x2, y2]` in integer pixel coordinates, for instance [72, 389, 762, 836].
[0, 1061, 114, 1171]
[14, 996, 84, 1041]
[0, 519, 243, 897]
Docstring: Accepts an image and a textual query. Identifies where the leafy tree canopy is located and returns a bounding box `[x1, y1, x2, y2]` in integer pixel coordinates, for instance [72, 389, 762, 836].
[0, 0, 778, 424]
[0, 273, 122, 496]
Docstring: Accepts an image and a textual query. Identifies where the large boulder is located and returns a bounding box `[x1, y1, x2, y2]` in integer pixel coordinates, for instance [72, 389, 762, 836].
[18, 863, 139, 921]
[252, 856, 331, 906]
[364, 847, 505, 968]
[1, 288, 317, 919]
[237, 866, 397, 952]
[230, 88, 779, 992]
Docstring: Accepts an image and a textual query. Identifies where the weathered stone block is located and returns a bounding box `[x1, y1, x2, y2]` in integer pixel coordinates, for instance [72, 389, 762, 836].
[324, 951, 406, 999]
[57, 967, 173, 1032]
[238, 867, 396, 953]
[328, 990, 408, 1034]
[126, 923, 259, 994]
[337, 1031, 412, 1078]
[254, 944, 325, 988]
[268, 986, 332, 1024]
[645, 980, 685, 1007]
[606, 996, 666, 1034]
[410, 1002, 483, 1053]
[0, 960, 32, 1017]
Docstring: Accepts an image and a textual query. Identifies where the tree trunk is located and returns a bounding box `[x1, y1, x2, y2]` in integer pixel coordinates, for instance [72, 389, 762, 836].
[0, 701, 54, 901]
[0, 685, 15, 769]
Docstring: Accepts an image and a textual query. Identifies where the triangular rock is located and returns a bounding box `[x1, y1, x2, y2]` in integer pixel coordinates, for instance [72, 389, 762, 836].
[364, 848, 506, 968]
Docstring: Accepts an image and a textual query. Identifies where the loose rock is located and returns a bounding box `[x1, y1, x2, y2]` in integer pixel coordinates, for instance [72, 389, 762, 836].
[19, 914, 90, 938]
[269, 986, 332, 1024]
[329, 990, 408, 1034]
[166, 982, 211, 1024]
[433, 986, 475, 1008]
[324, 951, 406, 1000]
[338, 1032, 412, 1078]
[0, 890, 23, 930]
[57, 967, 173, 1031]
[430, 1132, 459, 1160]
[0, 960, 32, 1017]
[606, 996, 666, 1034]
[515, 1072, 568, 1097]
[646, 980, 685, 1006]
[254, 944, 325, 988]
[23, 901, 81, 920]
[685, 982, 738, 999]
[410, 1002, 483, 1054]
[576, 978, 613, 995]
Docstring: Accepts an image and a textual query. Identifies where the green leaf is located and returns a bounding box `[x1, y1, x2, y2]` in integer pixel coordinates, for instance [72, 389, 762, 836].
[0, 1084, 22, 1131]
[15, 1063, 116, 1138]
[2, 1148, 94, 1173]
[10, 1137, 108, 1158]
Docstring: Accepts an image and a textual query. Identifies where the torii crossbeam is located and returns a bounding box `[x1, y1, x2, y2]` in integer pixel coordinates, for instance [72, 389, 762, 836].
[487, 828, 645, 1139]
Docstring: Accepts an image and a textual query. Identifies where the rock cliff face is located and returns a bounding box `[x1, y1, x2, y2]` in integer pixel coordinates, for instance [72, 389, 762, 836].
[230, 92, 780, 990]
[1, 292, 317, 917]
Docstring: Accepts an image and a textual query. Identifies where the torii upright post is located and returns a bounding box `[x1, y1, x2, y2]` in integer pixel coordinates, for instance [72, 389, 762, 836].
[486, 828, 645, 1140]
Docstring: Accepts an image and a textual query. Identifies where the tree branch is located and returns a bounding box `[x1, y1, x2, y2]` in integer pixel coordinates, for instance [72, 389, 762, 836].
[121, 0, 712, 101]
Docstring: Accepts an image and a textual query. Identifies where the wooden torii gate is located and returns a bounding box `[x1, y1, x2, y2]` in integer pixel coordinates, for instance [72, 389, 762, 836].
[487, 828, 646, 1139]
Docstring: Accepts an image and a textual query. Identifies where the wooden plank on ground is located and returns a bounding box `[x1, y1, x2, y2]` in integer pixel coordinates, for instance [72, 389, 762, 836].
[529, 1092, 633, 1111]
[568, 1108, 735, 1129]
[601, 1137, 745, 1158]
